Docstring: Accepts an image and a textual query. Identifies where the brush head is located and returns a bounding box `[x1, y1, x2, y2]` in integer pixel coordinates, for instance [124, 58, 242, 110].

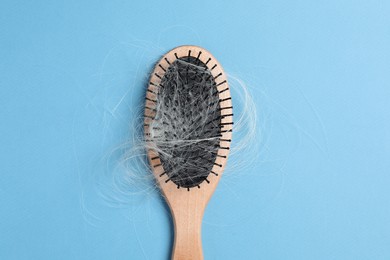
[145, 46, 232, 191]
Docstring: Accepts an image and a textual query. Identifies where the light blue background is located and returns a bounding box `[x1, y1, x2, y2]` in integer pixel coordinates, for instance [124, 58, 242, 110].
[1, 1, 390, 259]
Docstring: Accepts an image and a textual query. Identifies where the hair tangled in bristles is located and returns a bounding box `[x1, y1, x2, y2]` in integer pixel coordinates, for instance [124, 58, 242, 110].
[146, 57, 223, 188]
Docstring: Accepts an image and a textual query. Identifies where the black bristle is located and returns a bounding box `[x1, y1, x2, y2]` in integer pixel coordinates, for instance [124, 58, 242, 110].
[149, 54, 229, 189]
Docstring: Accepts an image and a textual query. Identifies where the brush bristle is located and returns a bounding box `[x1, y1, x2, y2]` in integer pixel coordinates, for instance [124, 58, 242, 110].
[148, 56, 222, 188]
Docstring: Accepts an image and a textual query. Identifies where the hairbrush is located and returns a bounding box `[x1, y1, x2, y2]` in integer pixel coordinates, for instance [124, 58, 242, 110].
[144, 45, 233, 260]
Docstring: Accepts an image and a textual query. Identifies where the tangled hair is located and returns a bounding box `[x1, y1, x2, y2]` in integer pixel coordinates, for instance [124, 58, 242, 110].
[146, 56, 226, 188]
[93, 49, 260, 205]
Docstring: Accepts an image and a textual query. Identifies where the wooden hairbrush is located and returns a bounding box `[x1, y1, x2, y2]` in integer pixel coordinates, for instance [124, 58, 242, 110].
[144, 45, 233, 260]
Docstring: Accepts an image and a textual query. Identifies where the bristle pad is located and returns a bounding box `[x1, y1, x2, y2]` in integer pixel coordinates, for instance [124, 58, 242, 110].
[150, 56, 221, 188]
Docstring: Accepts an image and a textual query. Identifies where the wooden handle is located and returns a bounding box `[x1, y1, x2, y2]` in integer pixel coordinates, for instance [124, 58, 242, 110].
[171, 204, 204, 260]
